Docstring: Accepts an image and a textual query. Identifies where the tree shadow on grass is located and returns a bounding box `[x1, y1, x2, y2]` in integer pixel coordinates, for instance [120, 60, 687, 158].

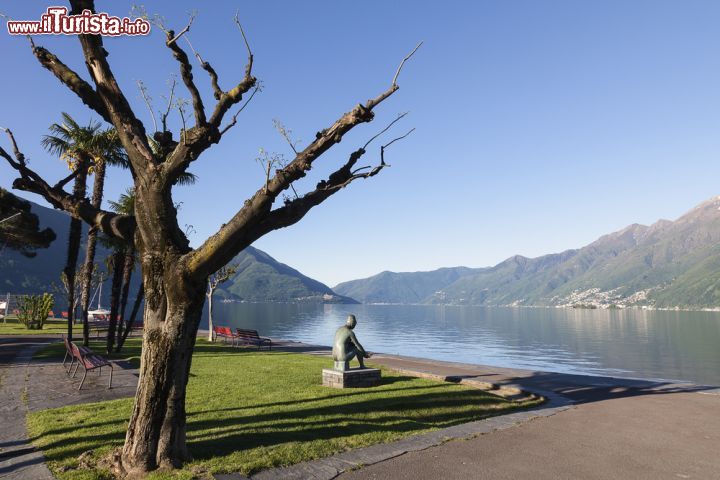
[33, 380, 448, 439]
[32, 386, 512, 462]
[184, 388, 512, 462]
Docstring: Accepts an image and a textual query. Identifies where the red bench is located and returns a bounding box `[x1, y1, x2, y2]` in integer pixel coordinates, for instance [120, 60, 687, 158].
[67, 341, 113, 390]
[235, 328, 272, 350]
[213, 326, 237, 345]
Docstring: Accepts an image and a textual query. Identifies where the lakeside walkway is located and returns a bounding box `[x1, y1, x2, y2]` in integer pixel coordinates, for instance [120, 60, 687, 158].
[0, 334, 718, 479]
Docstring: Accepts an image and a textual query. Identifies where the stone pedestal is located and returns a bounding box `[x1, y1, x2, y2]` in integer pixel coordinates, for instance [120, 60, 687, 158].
[322, 368, 381, 388]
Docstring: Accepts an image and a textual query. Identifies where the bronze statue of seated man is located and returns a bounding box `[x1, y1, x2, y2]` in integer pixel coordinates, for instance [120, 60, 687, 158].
[332, 314, 372, 371]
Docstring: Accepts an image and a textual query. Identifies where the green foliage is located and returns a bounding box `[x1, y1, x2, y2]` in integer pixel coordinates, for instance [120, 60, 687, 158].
[17, 293, 54, 330]
[28, 340, 540, 479]
[41, 112, 127, 172]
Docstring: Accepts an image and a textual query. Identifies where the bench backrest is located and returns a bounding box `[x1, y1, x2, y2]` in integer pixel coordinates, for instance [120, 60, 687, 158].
[214, 326, 235, 337]
[236, 329, 261, 339]
[70, 341, 84, 360]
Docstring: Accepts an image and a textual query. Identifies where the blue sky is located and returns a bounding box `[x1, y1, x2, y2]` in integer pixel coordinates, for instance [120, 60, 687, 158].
[2, 1, 720, 286]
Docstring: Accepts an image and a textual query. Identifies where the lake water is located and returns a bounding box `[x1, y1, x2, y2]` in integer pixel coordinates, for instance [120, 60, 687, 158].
[203, 303, 720, 386]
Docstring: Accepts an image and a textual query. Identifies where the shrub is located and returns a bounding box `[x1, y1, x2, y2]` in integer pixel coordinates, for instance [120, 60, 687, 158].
[18, 294, 54, 330]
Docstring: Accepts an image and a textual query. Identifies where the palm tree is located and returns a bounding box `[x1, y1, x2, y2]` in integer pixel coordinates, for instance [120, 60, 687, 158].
[44, 113, 128, 345]
[42, 113, 103, 341]
[108, 188, 136, 351]
[79, 130, 127, 345]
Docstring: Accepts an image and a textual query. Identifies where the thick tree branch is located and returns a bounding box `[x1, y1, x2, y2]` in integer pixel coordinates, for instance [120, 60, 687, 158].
[69, 0, 155, 172]
[187, 93, 416, 280]
[0, 128, 135, 242]
[31, 45, 111, 123]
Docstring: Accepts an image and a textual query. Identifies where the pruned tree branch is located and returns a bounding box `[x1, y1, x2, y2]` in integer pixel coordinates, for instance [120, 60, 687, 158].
[185, 35, 223, 100]
[363, 112, 408, 149]
[166, 12, 195, 46]
[273, 120, 299, 155]
[137, 80, 158, 133]
[165, 14, 207, 127]
[0, 128, 136, 242]
[207, 11, 256, 128]
[219, 84, 261, 136]
[255, 125, 413, 235]
[160, 77, 177, 133]
[393, 41, 423, 86]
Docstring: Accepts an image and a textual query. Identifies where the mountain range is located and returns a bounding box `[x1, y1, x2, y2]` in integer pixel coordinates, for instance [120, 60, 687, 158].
[334, 196, 720, 309]
[0, 199, 354, 304]
[6, 195, 720, 309]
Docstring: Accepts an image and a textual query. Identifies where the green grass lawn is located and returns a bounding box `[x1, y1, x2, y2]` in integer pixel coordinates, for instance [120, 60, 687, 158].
[0, 317, 83, 335]
[28, 340, 542, 479]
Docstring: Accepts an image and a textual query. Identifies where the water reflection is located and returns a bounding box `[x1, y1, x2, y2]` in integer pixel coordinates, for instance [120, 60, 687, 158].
[203, 303, 720, 385]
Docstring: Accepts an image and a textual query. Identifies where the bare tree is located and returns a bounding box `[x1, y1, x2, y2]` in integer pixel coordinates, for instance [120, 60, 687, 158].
[206, 263, 238, 342]
[1, 1, 418, 475]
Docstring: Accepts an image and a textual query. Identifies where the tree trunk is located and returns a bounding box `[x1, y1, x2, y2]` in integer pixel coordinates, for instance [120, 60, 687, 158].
[80, 161, 107, 346]
[106, 249, 124, 354]
[118, 282, 143, 352]
[206, 286, 214, 342]
[116, 248, 135, 348]
[119, 264, 206, 475]
[64, 162, 88, 341]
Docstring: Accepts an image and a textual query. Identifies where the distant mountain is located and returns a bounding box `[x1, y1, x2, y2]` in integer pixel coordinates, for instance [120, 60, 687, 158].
[216, 247, 357, 304]
[0, 199, 355, 304]
[335, 196, 720, 309]
[334, 267, 480, 304]
[0, 199, 136, 299]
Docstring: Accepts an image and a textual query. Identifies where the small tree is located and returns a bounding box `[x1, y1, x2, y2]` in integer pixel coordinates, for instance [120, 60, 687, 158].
[207, 264, 238, 341]
[17, 293, 54, 330]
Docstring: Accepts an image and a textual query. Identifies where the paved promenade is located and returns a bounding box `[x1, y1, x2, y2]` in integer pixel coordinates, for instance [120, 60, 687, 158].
[0, 335, 718, 480]
[339, 354, 720, 480]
